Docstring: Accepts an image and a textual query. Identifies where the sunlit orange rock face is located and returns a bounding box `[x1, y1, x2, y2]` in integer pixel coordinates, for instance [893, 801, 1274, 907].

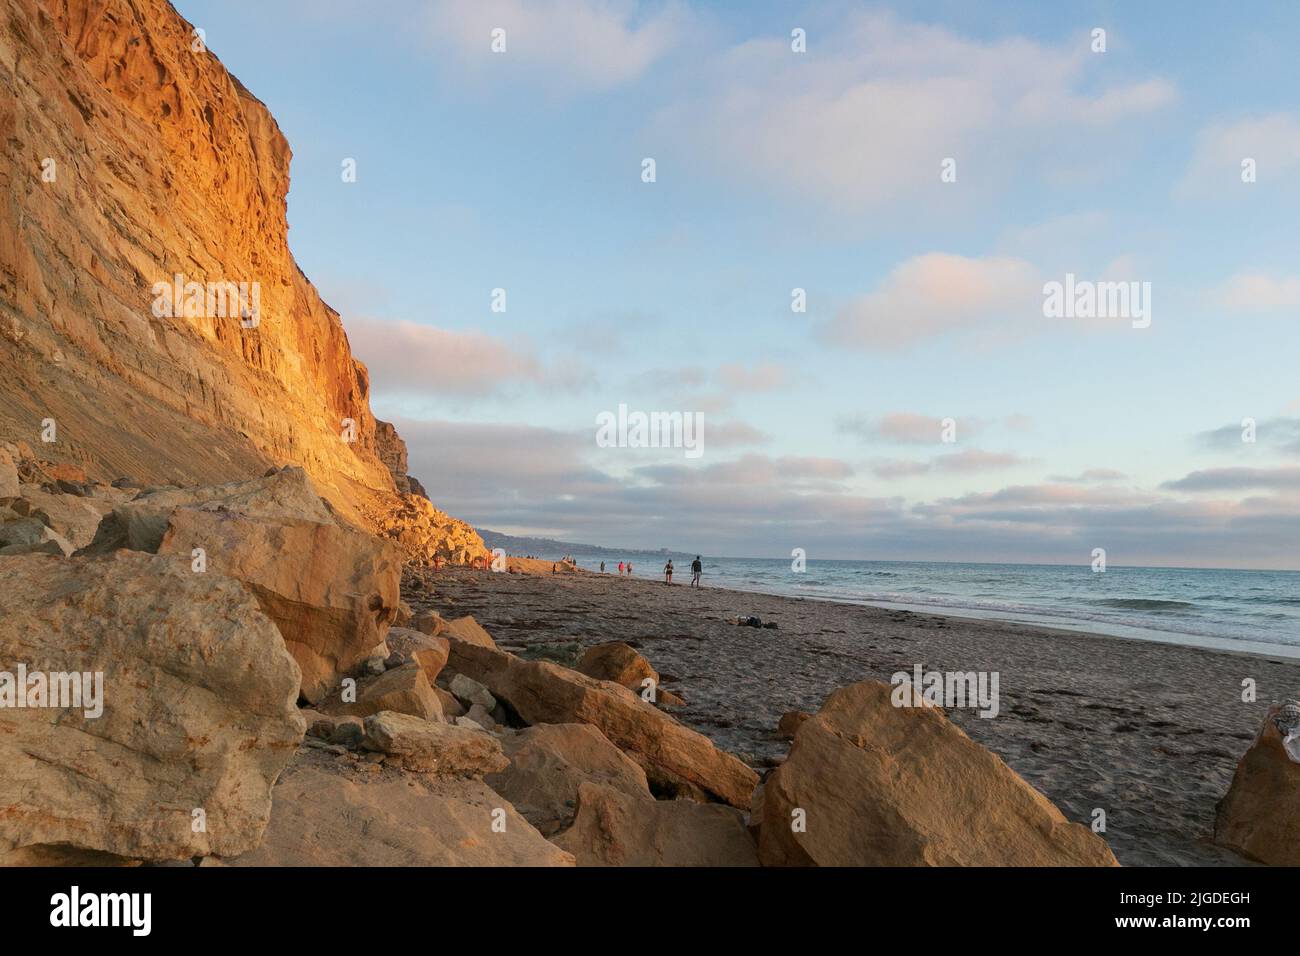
[0, 0, 484, 560]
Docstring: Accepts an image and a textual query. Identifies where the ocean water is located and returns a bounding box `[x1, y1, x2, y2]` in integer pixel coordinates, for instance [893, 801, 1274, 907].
[568, 555, 1300, 659]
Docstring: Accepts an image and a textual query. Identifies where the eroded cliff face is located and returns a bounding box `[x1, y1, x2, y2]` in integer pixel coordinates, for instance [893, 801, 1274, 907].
[0, 0, 484, 561]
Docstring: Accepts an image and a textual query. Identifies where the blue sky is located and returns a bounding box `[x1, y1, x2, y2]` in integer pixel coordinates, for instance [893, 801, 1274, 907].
[176, 0, 1300, 567]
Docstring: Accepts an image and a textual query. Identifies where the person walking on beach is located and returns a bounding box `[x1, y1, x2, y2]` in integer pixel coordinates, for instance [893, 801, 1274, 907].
[600, 561, 606, 573]
[691, 555, 702, 587]
[618, 561, 625, 576]
[664, 559, 674, 584]
[627, 561, 633, 576]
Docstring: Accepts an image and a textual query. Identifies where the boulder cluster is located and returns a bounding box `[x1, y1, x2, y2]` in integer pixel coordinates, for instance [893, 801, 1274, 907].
[0, 445, 1134, 867]
[6, 445, 1294, 866]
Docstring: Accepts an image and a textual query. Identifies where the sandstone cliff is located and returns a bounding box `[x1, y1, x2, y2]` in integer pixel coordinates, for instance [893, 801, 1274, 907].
[0, 0, 482, 561]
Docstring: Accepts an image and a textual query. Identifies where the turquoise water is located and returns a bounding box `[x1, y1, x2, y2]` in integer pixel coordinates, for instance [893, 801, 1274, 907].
[571, 555, 1300, 659]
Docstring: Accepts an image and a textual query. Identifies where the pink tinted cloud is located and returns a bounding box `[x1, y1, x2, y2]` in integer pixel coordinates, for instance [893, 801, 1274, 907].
[348, 317, 590, 397]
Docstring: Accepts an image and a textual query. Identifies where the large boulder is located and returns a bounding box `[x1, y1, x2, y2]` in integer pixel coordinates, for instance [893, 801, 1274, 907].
[1214, 702, 1300, 865]
[448, 642, 757, 808]
[363, 711, 508, 775]
[486, 723, 651, 835]
[157, 508, 401, 703]
[756, 680, 1118, 866]
[82, 467, 337, 554]
[434, 687, 466, 718]
[443, 615, 497, 649]
[386, 627, 451, 684]
[16, 485, 121, 550]
[450, 673, 496, 711]
[324, 663, 442, 721]
[394, 600, 415, 628]
[69, 466, 400, 703]
[554, 782, 758, 866]
[227, 762, 574, 866]
[413, 609, 446, 637]
[777, 710, 811, 740]
[575, 641, 658, 692]
[0, 515, 73, 555]
[0, 552, 305, 861]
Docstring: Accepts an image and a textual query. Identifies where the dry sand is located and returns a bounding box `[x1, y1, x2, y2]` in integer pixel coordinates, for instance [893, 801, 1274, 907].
[410, 566, 1300, 866]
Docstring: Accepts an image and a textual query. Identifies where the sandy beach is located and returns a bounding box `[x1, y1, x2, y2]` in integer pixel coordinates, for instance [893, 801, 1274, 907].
[412, 565, 1300, 867]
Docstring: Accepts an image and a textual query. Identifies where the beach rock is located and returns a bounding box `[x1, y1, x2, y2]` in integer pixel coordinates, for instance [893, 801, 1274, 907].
[413, 609, 447, 637]
[386, 627, 451, 685]
[451, 673, 497, 711]
[331, 716, 367, 748]
[657, 688, 687, 710]
[448, 642, 758, 808]
[555, 783, 758, 867]
[435, 687, 467, 718]
[332, 664, 442, 722]
[575, 641, 658, 691]
[14, 485, 117, 550]
[777, 711, 810, 739]
[0, 516, 73, 556]
[330, 719, 366, 749]
[631, 755, 716, 803]
[0, 448, 18, 498]
[84, 467, 337, 555]
[486, 724, 650, 836]
[157, 507, 402, 703]
[394, 600, 414, 627]
[305, 711, 335, 738]
[756, 680, 1118, 866]
[226, 763, 573, 866]
[363, 711, 508, 775]
[306, 712, 365, 748]
[1214, 702, 1300, 865]
[0, 551, 305, 861]
[444, 615, 497, 649]
[466, 704, 499, 731]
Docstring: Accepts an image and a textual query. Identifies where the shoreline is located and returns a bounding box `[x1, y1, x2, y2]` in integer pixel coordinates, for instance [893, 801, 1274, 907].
[752, 589, 1300, 663]
[569, 564, 1300, 664]
[417, 565, 1300, 866]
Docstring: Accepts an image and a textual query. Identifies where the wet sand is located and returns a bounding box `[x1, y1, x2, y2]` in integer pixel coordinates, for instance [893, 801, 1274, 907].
[409, 566, 1300, 866]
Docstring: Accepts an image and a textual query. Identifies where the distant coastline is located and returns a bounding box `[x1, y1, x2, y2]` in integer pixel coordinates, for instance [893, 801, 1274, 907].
[478, 528, 694, 562]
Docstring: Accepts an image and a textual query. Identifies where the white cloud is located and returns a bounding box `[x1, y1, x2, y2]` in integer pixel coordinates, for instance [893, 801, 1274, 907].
[1048, 468, 1128, 483]
[1178, 113, 1300, 195]
[823, 253, 1041, 350]
[655, 12, 1174, 210]
[348, 317, 590, 397]
[840, 411, 947, 444]
[708, 420, 771, 447]
[716, 362, 789, 392]
[421, 0, 687, 91]
[1162, 466, 1300, 492]
[1213, 273, 1300, 311]
[870, 449, 1028, 479]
